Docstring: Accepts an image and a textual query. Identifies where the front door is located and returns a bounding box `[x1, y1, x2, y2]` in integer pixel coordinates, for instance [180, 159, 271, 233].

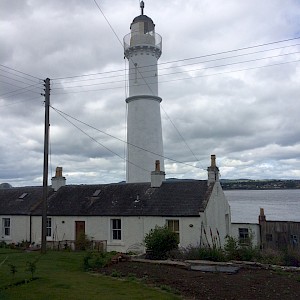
[75, 221, 85, 249]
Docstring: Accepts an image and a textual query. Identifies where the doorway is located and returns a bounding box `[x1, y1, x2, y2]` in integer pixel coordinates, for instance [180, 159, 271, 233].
[75, 221, 85, 250]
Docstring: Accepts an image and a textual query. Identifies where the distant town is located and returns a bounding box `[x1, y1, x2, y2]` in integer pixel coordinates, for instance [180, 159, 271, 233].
[221, 179, 300, 190]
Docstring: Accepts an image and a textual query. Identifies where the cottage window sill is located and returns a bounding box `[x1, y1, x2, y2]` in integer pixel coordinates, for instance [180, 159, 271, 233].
[108, 241, 124, 246]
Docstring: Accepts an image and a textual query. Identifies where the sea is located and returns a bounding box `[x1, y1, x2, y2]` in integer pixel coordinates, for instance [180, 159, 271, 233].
[224, 189, 300, 224]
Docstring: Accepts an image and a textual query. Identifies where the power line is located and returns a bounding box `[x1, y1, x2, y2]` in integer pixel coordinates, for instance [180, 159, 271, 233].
[51, 105, 150, 173]
[50, 50, 300, 90]
[50, 106, 205, 171]
[50, 37, 300, 81]
[50, 58, 300, 95]
[0, 82, 43, 98]
[0, 63, 42, 81]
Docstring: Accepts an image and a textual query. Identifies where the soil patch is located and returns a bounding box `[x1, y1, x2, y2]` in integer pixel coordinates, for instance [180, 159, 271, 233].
[98, 261, 300, 300]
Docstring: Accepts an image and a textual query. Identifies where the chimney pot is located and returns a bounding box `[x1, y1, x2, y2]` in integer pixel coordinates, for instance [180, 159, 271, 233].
[211, 155, 216, 168]
[56, 167, 63, 177]
[155, 160, 160, 172]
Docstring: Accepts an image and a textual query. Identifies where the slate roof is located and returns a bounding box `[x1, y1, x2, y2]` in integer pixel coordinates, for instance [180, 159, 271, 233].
[0, 181, 214, 217]
[0, 186, 53, 215]
[46, 180, 213, 217]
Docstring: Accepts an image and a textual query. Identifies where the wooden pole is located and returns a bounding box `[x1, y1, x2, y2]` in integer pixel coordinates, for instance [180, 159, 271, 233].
[41, 78, 50, 254]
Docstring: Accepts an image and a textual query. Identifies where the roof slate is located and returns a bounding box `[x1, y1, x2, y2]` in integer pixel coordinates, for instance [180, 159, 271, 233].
[0, 181, 213, 217]
[46, 180, 212, 217]
[0, 186, 53, 215]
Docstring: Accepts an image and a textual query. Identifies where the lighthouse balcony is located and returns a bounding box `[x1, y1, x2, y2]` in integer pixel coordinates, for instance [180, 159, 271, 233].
[124, 32, 162, 51]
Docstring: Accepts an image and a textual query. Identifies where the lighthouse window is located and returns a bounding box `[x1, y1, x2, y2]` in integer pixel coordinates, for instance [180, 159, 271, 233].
[111, 219, 122, 241]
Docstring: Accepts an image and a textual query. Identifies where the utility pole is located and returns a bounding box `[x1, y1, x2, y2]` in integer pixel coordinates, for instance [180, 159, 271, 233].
[41, 78, 50, 254]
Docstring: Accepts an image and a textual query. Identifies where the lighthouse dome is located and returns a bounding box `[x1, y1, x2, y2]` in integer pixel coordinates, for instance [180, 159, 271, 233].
[130, 14, 155, 33]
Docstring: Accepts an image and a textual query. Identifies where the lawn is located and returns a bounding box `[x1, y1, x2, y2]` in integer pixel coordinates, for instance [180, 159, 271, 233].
[0, 249, 179, 300]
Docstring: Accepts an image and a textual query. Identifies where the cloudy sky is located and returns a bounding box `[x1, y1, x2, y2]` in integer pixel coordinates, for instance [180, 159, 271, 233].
[1, 0, 300, 187]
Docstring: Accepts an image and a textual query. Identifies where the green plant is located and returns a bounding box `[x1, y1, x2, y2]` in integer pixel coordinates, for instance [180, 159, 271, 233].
[259, 248, 284, 265]
[0, 241, 8, 249]
[179, 245, 226, 261]
[9, 264, 17, 281]
[224, 236, 240, 260]
[283, 247, 300, 267]
[83, 251, 119, 271]
[26, 261, 36, 280]
[110, 269, 122, 277]
[144, 225, 178, 260]
[223, 234, 260, 262]
[75, 233, 92, 251]
[127, 273, 136, 281]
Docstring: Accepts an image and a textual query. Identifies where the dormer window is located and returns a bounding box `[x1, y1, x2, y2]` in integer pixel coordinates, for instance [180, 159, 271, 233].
[18, 193, 28, 199]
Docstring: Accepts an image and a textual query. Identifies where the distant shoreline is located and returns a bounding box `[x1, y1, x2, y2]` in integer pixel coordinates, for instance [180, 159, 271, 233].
[221, 179, 300, 190]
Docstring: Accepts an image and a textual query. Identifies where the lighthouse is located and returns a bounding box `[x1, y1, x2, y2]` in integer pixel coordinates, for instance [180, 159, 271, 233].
[124, 1, 164, 183]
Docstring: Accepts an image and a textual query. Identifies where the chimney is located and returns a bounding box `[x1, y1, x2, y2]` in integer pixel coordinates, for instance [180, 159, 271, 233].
[207, 154, 220, 185]
[151, 160, 165, 187]
[259, 207, 266, 223]
[51, 166, 66, 191]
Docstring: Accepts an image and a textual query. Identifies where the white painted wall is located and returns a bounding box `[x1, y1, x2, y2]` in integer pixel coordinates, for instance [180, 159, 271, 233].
[125, 27, 164, 183]
[0, 215, 31, 243]
[231, 223, 261, 247]
[202, 183, 231, 247]
[29, 215, 204, 252]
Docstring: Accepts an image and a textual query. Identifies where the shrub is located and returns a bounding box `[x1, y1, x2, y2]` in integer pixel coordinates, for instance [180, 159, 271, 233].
[179, 245, 226, 262]
[224, 235, 260, 261]
[144, 225, 178, 260]
[26, 261, 37, 280]
[75, 233, 92, 251]
[283, 247, 300, 267]
[83, 251, 118, 270]
[224, 236, 240, 260]
[259, 248, 284, 265]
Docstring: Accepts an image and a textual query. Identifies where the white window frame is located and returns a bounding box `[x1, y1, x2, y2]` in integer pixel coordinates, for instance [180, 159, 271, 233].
[46, 217, 52, 237]
[2, 218, 10, 237]
[166, 219, 180, 242]
[111, 219, 121, 241]
[238, 228, 249, 244]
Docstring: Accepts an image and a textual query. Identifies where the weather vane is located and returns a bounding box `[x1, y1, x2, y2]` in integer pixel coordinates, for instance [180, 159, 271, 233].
[140, 1, 144, 15]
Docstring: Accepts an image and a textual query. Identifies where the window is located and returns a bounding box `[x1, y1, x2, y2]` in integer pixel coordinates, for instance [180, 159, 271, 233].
[291, 234, 298, 245]
[167, 220, 180, 242]
[266, 233, 273, 242]
[46, 218, 52, 237]
[2, 218, 10, 236]
[111, 219, 121, 240]
[238, 228, 249, 244]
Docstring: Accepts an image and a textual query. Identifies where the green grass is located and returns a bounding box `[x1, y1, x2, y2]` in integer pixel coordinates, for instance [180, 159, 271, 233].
[0, 249, 180, 300]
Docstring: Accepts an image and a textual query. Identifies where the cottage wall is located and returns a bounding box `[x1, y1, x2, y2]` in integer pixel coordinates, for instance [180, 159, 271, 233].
[202, 182, 231, 247]
[30, 215, 203, 252]
[0, 215, 31, 244]
[231, 223, 260, 246]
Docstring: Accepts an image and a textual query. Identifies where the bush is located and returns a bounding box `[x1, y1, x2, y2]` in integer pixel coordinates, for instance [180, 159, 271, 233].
[75, 233, 92, 251]
[224, 236, 260, 261]
[283, 247, 300, 267]
[179, 245, 226, 262]
[83, 251, 118, 270]
[259, 248, 284, 265]
[144, 226, 178, 260]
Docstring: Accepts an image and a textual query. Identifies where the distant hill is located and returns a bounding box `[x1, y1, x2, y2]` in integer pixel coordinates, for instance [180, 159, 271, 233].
[220, 179, 300, 190]
[0, 183, 13, 189]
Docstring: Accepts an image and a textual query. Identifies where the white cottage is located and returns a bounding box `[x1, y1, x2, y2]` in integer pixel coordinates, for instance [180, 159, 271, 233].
[1, 156, 231, 252]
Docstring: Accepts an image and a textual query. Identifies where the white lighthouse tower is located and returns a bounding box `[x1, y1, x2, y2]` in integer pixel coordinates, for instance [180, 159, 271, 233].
[124, 1, 164, 183]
